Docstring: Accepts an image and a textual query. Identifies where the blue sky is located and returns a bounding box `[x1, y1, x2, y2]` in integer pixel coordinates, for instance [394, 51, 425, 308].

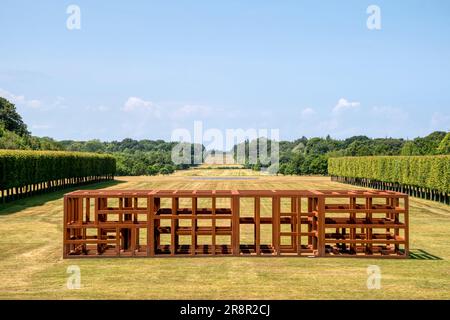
[1, 0, 449, 143]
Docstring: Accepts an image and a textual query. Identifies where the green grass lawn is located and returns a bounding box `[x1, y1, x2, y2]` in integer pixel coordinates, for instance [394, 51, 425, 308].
[1, 169, 450, 299]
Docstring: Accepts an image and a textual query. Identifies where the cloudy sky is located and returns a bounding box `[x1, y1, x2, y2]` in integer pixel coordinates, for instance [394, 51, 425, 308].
[1, 0, 449, 142]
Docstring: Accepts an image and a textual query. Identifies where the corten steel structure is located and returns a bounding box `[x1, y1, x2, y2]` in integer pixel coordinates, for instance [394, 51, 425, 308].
[63, 190, 409, 258]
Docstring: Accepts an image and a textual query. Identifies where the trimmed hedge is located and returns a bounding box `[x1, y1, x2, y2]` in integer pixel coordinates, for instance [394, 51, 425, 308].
[328, 156, 450, 193]
[0, 150, 115, 201]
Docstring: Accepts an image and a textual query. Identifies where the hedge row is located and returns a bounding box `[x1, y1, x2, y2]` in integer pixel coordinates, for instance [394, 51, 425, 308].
[328, 156, 450, 193]
[0, 150, 116, 191]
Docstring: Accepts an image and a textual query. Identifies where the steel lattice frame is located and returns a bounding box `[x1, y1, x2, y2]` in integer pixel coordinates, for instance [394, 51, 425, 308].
[63, 190, 409, 258]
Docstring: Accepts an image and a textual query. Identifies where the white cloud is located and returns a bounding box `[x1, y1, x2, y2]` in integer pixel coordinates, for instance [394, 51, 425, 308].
[123, 97, 156, 112]
[0, 88, 42, 108]
[121, 97, 163, 131]
[333, 98, 360, 113]
[301, 107, 315, 117]
[321, 105, 409, 137]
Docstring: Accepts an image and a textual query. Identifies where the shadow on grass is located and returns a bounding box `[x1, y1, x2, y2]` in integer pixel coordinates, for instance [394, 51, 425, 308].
[409, 249, 442, 260]
[0, 179, 126, 216]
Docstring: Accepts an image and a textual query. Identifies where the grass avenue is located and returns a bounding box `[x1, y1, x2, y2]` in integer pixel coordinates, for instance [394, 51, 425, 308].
[1, 168, 449, 299]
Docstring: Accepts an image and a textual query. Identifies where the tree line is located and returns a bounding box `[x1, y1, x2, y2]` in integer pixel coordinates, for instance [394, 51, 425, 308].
[0, 150, 115, 203]
[0, 97, 201, 176]
[237, 132, 450, 175]
[328, 155, 450, 204]
[1, 96, 449, 176]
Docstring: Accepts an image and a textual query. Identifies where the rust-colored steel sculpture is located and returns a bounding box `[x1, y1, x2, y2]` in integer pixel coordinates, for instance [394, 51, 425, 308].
[63, 190, 409, 258]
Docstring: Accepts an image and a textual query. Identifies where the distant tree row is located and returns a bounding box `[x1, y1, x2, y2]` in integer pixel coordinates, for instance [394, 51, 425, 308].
[0, 149, 115, 203]
[114, 151, 177, 176]
[0, 97, 63, 151]
[1, 96, 449, 176]
[329, 155, 450, 204]
[47, 140, 201, 176]
[237, 132, 450, 175]
[0, 97, 200, 176]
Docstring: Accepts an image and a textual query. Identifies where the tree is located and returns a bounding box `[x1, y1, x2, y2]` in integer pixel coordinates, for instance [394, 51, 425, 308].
[160, 165, 175, 175]
[290, 153, 305, 175]
[278, 163, 288, 175]
[309, 155, 328, 175]
[83, 139, 105, 153]
[343, 135, 370, 147]
[345, 140, 373, 156]
[252, 160, 261, 171]
[401, 131, 447, 155]
[0, 97, 30, 136]
[164, 164, 175, 174]
[0, 124, 29, 149]
[400, 141, 418, 156]
[438, 132, 450, 154]
[284, 163, 297, 175]
[147, 165, 160, 176]
[132, 161, 147, 175]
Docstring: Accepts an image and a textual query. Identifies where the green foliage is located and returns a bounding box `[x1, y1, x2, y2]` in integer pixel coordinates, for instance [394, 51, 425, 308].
[2, 95, 448, 179]
[59, 139, 202, 176]
[307, 154, 328, 175]
[328, 156, 450, 193]
[277, 153, 328, 175]
[0, 150, 116, 190]
[147, 165, 160, 176]
[114, 151, 180, 176]
[60, 138, 184, 154]
[0, 125, 30, 149]
[160, 164, 175, 175]
[0, 123, 64, 151]
[438, 133, 450, 154]
[252, 160, 261, 171]
[0, 97, 29, 136]
[266, 135, 411, 175]
[247, 131, 448, 175]
[400, 131, 447, 156]
[81, 139, 106, 153]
